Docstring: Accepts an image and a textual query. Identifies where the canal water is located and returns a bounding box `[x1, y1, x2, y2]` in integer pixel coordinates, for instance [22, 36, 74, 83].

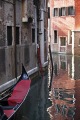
[14, 54, 80, 120]
[26, 54, 80, 120]
[48, 54, 80, 120]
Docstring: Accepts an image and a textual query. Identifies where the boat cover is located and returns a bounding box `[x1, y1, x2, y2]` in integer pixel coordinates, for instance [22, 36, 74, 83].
[8, 80, 31, 106]
[4, 109, 14, 118]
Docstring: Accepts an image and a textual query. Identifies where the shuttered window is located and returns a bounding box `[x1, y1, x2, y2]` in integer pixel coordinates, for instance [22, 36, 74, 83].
[54, 8, 58, 16]
[7, 26, 12, 46]
[32, 28, 35, 43]
[54, 30, 57, 43]
[68, 6, 75, 15]
[16, 27, 19, 45]
[59, 7, 66, 16]
[60, 37, 66, 46]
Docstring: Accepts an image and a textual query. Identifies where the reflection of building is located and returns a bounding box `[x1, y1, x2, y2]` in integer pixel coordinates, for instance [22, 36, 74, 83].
[8, 73, 50, 120]
[53, 54, 80, 80]
[51, 54, 75, 119]
[74, 80, 80, 120]
[49, 54, 80, 120]
[51, 70, 75, 120]
[49, 0, 80, 55]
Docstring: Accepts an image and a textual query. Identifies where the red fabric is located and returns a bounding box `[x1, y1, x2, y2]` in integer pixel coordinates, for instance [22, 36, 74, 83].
[4, 109, 14, 118]
[37, 47, 43, 76]
[8, 80, 31, 106]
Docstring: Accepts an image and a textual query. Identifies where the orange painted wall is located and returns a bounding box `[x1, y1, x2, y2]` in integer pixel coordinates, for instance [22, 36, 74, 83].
[75, 0, 80, 30]
[51, 0, 75, 37]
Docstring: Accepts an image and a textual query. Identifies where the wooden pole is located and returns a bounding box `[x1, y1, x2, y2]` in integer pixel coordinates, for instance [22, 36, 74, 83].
[49, 45, 53, 74]
[49, 45, 53, 90]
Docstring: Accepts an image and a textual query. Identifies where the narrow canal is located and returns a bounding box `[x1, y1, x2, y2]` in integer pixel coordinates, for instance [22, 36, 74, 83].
[14, 54, 80, 120]
[3, 54, 80, 120]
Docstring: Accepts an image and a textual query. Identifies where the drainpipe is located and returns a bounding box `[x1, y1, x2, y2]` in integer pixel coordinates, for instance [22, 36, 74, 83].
[13, 0, 17, 79]
[39, 9, 44, 67]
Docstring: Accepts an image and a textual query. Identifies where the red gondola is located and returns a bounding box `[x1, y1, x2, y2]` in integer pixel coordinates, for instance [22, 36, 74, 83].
[0, 65, 31, 120]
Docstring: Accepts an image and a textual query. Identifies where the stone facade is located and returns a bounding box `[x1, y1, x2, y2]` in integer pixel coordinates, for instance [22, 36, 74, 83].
[0, 0, 48, 85]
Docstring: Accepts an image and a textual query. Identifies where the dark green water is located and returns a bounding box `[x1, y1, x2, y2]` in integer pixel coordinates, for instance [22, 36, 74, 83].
[11, 54, 80, 120]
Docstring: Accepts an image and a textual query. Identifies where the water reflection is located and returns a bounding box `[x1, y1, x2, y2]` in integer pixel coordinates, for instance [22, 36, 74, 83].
[8, 54, 80, 120]
[6, 73, 52, 120]
[24, 74, 51, 120]
[50, 54, 80, 120]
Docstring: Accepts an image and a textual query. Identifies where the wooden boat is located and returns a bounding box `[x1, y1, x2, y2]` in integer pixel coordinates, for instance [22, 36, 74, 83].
[0, 65, 31, 120]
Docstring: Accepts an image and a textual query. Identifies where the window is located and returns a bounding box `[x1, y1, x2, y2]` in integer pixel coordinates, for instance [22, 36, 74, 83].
[59, 8, 61, 16]
[68, 6, 75, 15]
[61, 61, 66, 70]
[54, 63, 57, 75]
[68, 30, 72, 44]
[61, 7, 66, 16]
[16, 27, 19, 45]
[0, 0, 2, 7]
[79, 38, 80, 45]
[53, 8, 58, 16]
[33, 0, 37, 6]
[48, 7, 50, 18]
[32, 28, 35, 43]
[7, 26, 12, 46]
[60, 55, 66, 61]
[54, 30, 57, 43]
[44, 29, 46, 41]
[60, 37, 66, 46]
[59, 7, 66, 16]
[37, 28, 39, 44]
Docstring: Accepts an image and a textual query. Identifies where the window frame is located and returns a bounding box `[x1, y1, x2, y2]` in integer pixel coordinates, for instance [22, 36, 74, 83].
[7, 25, 20, 46]
[44, 29, 46, 41]
[59, 7, 66, 16]
[60, 37, 66, 46]
[68, 30, 72, 45]
[0, 0, 2, 7]
[54, 30, 58, 43]
[32, 28, 35, 43]
[7, 26, 12, 46]
[68, 6, 75, 16]
[16, 26, 19, 45]
[79, 38, 80, 46]
[53, 8, 59, 17]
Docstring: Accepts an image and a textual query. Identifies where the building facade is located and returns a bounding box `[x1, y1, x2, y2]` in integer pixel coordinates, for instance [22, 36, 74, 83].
[0, 0, 48, 86]
[49, 0, 80, 55]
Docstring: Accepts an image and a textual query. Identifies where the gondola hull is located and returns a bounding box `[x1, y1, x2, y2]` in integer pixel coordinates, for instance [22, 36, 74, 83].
[0, 65, 31, 120]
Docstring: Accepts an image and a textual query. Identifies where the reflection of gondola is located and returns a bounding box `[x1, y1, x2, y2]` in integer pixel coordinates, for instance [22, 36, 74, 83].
[37, 45, 43, 77]
[0, 65, 31, 120]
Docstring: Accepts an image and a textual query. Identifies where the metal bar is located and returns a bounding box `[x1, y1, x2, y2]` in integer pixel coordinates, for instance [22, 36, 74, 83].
[13, 0, 17, 79]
